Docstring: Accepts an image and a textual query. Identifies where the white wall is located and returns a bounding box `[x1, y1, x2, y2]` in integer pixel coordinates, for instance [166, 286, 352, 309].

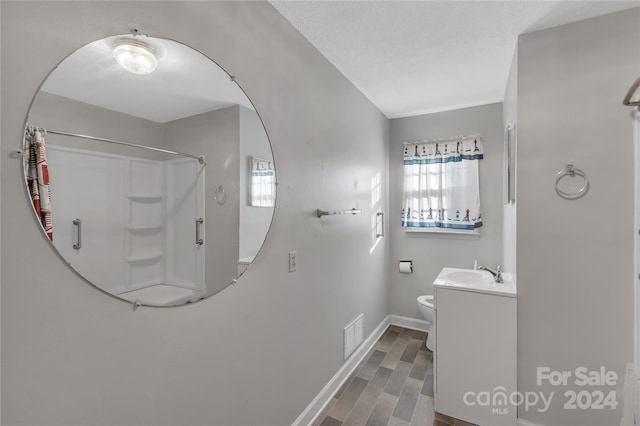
[516, 9, 638, 425]
[0, 2, 389, 425]
[388, 103, 504, 317]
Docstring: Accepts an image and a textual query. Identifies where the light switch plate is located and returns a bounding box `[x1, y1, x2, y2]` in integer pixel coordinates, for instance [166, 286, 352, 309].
[288, 251, 297, 272]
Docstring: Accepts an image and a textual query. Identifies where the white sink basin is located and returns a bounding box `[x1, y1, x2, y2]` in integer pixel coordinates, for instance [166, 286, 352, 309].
[445, 270, 491, 285]
[433, 267, 516, 297]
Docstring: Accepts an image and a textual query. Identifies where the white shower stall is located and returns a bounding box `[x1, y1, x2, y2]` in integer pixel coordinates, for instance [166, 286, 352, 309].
[47, 144, 205, 306]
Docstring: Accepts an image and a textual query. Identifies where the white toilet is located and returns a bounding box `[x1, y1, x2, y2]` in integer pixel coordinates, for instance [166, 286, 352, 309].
[417, 295, 435, 351]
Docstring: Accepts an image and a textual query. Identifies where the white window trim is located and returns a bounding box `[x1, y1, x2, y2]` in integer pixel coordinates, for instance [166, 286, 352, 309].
[404, 227, 480, 239]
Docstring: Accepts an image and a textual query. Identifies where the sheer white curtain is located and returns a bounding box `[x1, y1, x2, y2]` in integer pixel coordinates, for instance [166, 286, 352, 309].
[401, 137, 483, 230]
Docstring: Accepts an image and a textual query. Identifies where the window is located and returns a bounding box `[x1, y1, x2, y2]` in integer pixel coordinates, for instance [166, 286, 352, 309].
[250, 157, 275, 207]
[401, 137, 483, 232]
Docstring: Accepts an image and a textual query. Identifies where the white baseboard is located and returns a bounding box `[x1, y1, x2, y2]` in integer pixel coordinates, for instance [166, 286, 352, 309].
[292, 315, 428, 426]
[388, 314, 430, 332]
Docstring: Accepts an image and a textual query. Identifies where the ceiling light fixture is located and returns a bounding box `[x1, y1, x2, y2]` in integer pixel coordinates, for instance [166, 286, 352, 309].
[112, 38, 158, 75]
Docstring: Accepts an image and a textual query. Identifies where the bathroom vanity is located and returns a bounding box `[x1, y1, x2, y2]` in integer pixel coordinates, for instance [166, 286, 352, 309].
[433, 267, 517, 426]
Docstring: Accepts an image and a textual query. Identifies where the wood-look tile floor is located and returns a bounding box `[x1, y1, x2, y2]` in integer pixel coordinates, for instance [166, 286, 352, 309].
[312, 325, 476, 426]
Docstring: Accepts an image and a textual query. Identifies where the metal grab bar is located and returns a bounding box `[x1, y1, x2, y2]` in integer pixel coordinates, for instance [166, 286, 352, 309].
[316, 208, 362, 218]
[73, 218, 82, 250]
[195, 218, 204, 245]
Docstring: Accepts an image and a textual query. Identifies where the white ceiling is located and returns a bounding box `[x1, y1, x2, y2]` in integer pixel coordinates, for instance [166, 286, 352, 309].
[41, 35, 254, 123]
[270, 1, 639, 118]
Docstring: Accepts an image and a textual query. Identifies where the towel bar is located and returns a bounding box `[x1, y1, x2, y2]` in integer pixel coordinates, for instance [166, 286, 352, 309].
[316, 208, 362, 218]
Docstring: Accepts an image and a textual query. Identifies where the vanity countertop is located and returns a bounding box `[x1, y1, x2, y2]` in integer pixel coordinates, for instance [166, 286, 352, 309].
[433, 267, 516, 298]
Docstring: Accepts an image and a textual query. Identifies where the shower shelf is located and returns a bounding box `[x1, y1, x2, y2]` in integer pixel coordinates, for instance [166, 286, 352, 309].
[127, 194, 163, 202]
[126, 253, 162, 265]
[127, 225, 163, 233]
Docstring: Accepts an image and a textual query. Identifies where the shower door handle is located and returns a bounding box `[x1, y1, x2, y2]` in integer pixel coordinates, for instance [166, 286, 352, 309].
[195, 218, 204, 245]
[376, 212, 384, 237]
[73, 218, 82, 250]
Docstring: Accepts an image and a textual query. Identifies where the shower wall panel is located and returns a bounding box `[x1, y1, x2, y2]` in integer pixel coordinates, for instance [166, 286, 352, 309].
[46, 145, 127, 294]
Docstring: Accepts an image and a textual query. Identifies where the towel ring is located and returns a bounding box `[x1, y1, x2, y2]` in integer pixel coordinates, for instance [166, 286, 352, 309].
[214, 185, 227, 205]
[555, 164, 589, 200]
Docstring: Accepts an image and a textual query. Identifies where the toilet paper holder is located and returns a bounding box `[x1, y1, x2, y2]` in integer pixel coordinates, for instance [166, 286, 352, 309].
[399, 260, 413, 273]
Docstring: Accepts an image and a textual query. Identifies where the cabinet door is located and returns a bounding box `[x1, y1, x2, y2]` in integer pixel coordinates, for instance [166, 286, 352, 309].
[435, 288, 517, 426]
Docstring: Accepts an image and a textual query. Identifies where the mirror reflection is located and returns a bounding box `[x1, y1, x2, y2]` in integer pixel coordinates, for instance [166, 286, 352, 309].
[24, 33, 275, 306]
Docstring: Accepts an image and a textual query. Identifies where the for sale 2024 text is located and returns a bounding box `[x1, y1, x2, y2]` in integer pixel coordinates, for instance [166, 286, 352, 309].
[537, 367, 618, 410]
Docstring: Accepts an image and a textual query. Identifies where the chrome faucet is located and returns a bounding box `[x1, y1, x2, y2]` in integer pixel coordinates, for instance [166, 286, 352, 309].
[478, 265, 504, 283]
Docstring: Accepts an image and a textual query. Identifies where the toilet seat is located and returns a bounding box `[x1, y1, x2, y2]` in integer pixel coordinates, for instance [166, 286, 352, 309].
[417, 294, 434, 308]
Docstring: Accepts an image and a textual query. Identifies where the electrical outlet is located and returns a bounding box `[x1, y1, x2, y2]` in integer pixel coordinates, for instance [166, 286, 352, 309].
[288, 251, 297, 272]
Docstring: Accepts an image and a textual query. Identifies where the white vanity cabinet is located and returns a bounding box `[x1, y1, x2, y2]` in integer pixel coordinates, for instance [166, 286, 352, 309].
[434, 286, 517, 426]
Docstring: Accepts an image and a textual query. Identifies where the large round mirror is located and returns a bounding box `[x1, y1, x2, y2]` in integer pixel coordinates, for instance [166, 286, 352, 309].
[23, 33, 276, 306]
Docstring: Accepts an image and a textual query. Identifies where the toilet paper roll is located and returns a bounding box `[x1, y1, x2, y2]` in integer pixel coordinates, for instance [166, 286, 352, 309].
[399, 260, 413, 273]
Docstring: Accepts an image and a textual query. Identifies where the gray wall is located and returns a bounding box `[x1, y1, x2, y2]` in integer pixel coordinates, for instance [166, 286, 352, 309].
[0, 2, 389, 425]
[388, 103, 504, 317]
[516, 9, 638, 425]
[30, 92, 166, 160]
[164, 106, 241, 295]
